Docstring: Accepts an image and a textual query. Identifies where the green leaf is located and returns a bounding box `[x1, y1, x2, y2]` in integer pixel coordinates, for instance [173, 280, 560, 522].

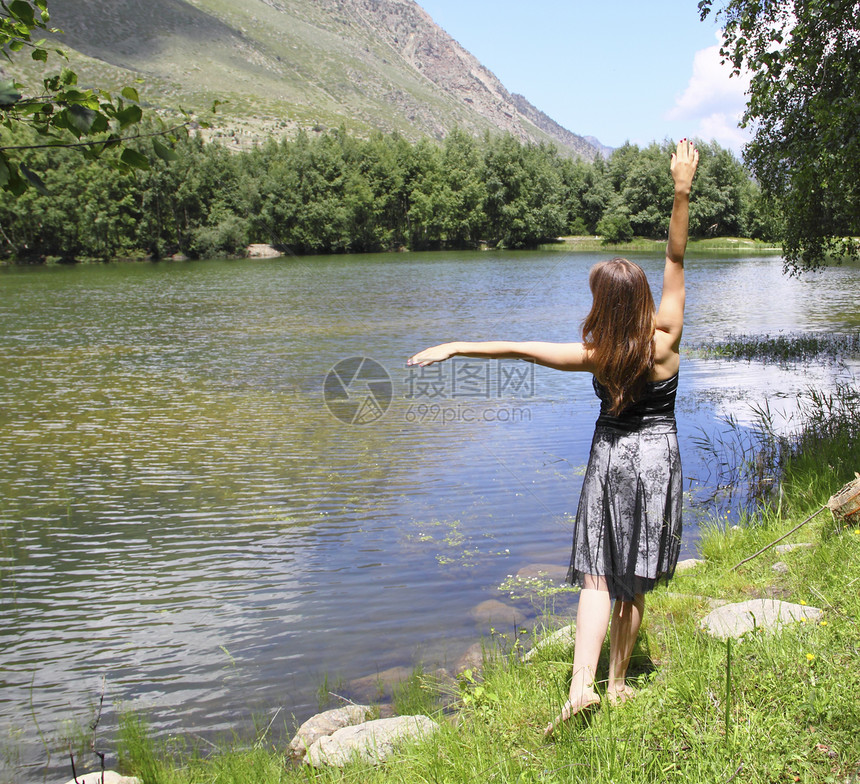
[115, 104, 142, 129]
[0, 155, 10, 188]
[60, 67, 77, 86]
[121, 86, 139, 103]
[89, 113, 109, 133]
[120, 147, 150, 170]
[67, 104, 96, 134]
[31, 47, 48, 61]
[0, 80, 22, 106]
[9, 40, 24, 52]
[9, 1, 36, 26]
[19, 163, 50, 195]
[152, 139, 179, 162]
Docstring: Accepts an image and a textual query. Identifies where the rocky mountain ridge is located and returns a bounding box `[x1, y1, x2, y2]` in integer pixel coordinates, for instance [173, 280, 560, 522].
[30, 0, 606, 158]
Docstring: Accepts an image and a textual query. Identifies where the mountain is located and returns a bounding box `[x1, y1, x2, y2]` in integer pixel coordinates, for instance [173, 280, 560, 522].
[19, 0, 607, 158]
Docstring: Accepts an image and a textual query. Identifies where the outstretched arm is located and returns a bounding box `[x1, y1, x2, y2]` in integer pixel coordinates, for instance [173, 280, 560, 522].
[656, 138, 699, 350]
[407, 341, 593, 372]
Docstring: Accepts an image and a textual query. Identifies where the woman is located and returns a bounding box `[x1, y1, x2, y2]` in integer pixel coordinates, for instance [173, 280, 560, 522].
[407, 138, 699, 734]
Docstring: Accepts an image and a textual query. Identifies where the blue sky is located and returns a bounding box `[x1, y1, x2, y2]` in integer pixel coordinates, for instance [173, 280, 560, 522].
[418, 0, 753, 153]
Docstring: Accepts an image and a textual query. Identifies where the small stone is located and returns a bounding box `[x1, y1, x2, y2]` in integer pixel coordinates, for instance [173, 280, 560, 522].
[289, 704, 371, 760]
[62, 773, 141, 784]
[772, 561, 790, 574]
[675, 558, 703, 572]
[305, 715, 439, 768]
[773, 543, 814, 553]
[700, 599, 823, 640]
[469, 599, 526, 626]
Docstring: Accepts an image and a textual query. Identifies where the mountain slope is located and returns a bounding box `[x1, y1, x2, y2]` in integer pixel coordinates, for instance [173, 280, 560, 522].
[22, 0, 606, 158]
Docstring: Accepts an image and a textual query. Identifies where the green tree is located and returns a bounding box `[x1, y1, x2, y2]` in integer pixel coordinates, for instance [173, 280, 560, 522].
[700, 0, 860, 272]
[482, 134, 565, 248]
[596, 193, 633, 244]
[620, 142, 674, 237]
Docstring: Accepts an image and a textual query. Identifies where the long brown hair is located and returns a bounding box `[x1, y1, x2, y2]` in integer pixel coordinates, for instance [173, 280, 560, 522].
[581, 257, 656, 416]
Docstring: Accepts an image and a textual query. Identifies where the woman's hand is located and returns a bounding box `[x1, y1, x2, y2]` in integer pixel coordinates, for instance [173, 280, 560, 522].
[670, 138, 699, 195]
[407, 342, 459, 367]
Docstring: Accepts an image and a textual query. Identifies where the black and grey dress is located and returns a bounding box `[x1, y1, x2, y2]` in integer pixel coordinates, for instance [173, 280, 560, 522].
[567, 372, 682, 601]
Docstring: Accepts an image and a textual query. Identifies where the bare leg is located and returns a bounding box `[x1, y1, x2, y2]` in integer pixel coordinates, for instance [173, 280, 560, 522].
[545, 575, 610, 735]
[607, 593, 644, 703]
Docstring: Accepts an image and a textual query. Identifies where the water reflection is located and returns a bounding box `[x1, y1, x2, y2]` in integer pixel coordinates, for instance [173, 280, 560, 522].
[0, 253, 857, 782]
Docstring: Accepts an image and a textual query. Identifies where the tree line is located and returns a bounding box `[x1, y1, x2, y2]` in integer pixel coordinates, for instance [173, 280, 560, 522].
[0, 126, 777, 262]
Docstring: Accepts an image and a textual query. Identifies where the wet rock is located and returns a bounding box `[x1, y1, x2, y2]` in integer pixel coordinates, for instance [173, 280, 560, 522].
[469, 599, 526, 627]
[289, 704, 371, 761]
[700, 599, 823, 640]
[62, 773, 141, 784]
[305, 715, 439, 768]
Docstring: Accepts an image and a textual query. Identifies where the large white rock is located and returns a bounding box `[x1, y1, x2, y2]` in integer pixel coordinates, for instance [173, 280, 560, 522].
[306, 715, 439, 768]
[62, 772, 141, 784]
[700, 599, 823, 640]
[246, 243, 281, 258]
[289, 704, 371, 760]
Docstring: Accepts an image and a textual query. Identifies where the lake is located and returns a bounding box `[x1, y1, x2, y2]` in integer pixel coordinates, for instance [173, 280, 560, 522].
[0, 251, 857, 782]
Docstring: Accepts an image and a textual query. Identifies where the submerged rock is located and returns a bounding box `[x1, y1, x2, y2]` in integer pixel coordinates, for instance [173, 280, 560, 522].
[289, 704, 371, 761]
[305, 715, 439, 768]
[515, 563, 568, 581]
[454, 641, 484, 674]
[700, 598, 823, 640]
[469, 599, 526, 626]
[349, 666, 412, 702]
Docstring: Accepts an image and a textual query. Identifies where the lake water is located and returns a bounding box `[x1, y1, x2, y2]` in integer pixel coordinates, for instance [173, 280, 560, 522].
[1, 251, 857, 782]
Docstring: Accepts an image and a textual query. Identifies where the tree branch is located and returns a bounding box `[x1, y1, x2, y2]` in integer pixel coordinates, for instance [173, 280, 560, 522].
[0, 121, 193, 152]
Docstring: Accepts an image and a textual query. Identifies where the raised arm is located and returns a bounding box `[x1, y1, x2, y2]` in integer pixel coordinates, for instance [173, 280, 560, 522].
[656, 138, 699, 351]
[407, 340, 593, 372]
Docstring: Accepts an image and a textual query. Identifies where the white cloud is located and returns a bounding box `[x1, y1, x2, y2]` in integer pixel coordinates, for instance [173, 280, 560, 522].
[666, 31, 753, 153]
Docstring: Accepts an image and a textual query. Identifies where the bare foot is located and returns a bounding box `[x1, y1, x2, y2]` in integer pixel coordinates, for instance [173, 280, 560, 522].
[544, 691, 600, 737]
[606, 684, 637, 706]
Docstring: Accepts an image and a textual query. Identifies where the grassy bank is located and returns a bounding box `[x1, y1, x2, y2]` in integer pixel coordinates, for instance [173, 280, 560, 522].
[541, 236, 783, 254]
[114, 391, 860, 784]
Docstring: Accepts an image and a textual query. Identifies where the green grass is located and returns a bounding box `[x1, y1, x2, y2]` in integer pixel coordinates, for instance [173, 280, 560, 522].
[112, 384, 860, 784]
[690, 332, 860, 364]
[542, 236, 783, 254]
